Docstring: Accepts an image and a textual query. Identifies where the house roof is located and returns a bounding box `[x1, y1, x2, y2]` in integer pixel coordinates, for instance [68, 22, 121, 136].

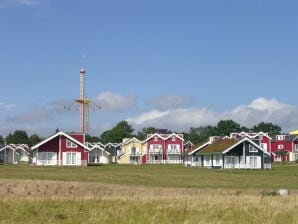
[197, 139, 239, 154]
[184, 140, 194, 147]
[0, 145, 20, 155]
[85, 142, 110, 155]
[197, 137, 271, 156]
[31, 131, 91, 151]
[122, 137, 143, 145]
[187, 141, 210, 155]
[146, 133, 184, 141]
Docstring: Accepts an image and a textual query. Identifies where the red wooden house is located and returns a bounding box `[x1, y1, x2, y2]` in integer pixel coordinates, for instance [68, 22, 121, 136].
[270, 134, 298, 162]
[31, 131, 91, 166]
[144, 133, 184, 164]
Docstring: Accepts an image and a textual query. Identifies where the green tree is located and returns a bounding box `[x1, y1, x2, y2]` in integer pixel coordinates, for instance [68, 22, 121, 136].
[100, 121, 134, 143]
[216, 120, 241, 136]
[6, 130, 29, 144]
[85, 134, 101, 142]
[252, 122, 282, 135]
[0, 135, 4, 145]
[187, 125, 218, 145]
[28, 134, 43, 147]
[136, 127, 157, 140]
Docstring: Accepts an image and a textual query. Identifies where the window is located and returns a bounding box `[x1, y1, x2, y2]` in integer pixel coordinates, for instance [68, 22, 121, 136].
[152, 144, 161, 149]
[130, 147, 136, 154]
[168, 144, 179, 154]
[249, 145, 258, 152]
[277, 135, 284, 141]
[66, 152, 77, 165]
[38, 152, 56, 165]
[205, 156, 211, 166]
[295, 145, 298, 152]
[260, 143, 268, 151]
[249, 156, 257, 168]
[154, 137, 158, 142]
[278, 144, 284, 150]
[214, 155, 220, 166]
[66, 139, 77, 148]
[172, 137, 176, 142]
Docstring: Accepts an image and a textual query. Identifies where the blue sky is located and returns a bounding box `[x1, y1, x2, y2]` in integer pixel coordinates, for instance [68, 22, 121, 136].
[0, 0, 297, 136]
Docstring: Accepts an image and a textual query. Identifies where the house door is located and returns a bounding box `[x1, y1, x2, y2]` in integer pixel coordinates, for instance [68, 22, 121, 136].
[65, 152, 80, 165]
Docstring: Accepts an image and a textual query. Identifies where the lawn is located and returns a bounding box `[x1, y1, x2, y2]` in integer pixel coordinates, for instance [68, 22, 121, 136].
[0, 163, 298, 189]
[0, 164, 298, 223]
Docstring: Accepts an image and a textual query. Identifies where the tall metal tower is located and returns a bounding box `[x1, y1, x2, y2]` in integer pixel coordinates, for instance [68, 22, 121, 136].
[74, 68, 91, 134]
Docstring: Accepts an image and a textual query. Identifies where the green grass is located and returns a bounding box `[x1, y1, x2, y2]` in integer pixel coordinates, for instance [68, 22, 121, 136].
[0, 195, 297, 224]
[0, 163, 298, 189]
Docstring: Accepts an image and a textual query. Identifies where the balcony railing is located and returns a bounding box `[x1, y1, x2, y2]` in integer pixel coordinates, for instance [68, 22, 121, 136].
[149, 148, 162, 154]
[167, 149, 181, 154]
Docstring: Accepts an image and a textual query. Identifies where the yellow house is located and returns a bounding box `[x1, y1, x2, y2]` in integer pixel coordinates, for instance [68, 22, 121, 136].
[118, 137, 146, 164]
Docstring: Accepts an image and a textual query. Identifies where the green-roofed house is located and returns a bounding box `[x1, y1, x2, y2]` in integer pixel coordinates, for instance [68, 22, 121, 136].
[185, 137, 271, 169]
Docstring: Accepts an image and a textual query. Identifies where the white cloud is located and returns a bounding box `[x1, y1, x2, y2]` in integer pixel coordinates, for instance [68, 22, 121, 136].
[148, 95, 193, 110]
[93, 92, 137, 112]
[126, 98, 298, 132]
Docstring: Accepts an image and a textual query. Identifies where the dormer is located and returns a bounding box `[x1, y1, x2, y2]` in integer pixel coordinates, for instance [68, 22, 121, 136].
[276, 135, 285, 141]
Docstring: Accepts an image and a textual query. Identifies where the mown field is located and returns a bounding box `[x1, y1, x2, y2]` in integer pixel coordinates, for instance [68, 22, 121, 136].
[0, 164, 297, 223]
[0, 163, 298, 189]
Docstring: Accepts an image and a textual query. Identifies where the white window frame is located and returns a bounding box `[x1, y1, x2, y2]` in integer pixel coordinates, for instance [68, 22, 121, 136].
[214, 154, 220, 166]
[66, 152, 77, 165]
[294, 144, 298, 152]
[205, 155, 211, 166]
[249, 145, 258, 153]
[66, 139, 77, 148]
[152, 144, 161, 150]
[277, 135, 284, 141]
[278, 144, 284, 150]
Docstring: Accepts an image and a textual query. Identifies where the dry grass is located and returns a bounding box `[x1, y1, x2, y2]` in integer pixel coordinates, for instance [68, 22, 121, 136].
[0, 179, 297, 223]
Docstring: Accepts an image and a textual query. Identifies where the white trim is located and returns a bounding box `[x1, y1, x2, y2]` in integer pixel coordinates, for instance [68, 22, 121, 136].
[164, 133, 184, 141]
[146, 133, 165, 141]
[31, 131, 91, 151]
[86, 142, 111, 155]
[122, 137, 144, 145]
[188, 142, 210, 155]
[222, 137, 271, 156]
[0, 145, 20, 155]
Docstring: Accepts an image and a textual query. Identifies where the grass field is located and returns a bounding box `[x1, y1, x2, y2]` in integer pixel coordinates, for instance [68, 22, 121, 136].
[0, 163, 298, 189]
[0, 164, 297, 223]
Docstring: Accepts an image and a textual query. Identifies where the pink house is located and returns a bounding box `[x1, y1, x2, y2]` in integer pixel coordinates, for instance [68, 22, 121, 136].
[31, 131, 91, 166]
[144, 133, 184, 164]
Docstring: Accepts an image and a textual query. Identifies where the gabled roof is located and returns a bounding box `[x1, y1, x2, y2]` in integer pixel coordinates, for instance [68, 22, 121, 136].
[31, 131, 91, 151]
[105, 142, 121, 148]
[187, 141, 210, 155]
[146, 133, 165, 141]
[122, 137, 143, 145]
[197, 137, 270, 156]
[85, 142, 110, 155]
[165, 133, 184, 141]
[184, 141, 194, 147]
[0, 145, 20, 155]
[146, 133, 184, 142]
[11, 144, 30, 153]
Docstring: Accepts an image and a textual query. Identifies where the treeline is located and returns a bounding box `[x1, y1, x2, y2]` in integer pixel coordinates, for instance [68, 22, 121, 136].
[0, 130, 43, 147]
[0, 120, 282, 146]
[96, 120, 282, 145]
